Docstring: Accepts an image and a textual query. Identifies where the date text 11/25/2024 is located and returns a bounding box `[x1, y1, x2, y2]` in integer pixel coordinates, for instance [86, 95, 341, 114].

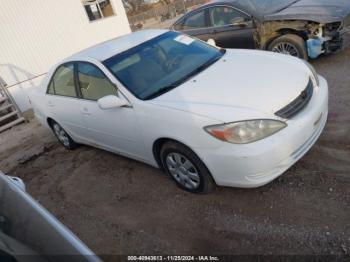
[127, 256, 220, 261]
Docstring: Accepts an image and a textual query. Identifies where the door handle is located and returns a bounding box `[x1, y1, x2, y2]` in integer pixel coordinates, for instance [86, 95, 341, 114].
[48, 101, 54, 107]
[231, 22, 248, 28]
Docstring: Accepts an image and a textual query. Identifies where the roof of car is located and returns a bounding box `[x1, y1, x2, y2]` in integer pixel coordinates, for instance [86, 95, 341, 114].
[177, 0, 294, 21]
[178, 0, 261, 20]
[65, 29, 168, 62]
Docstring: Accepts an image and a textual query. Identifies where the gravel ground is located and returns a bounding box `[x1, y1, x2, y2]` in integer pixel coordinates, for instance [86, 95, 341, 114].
[1, 38, 349, 256]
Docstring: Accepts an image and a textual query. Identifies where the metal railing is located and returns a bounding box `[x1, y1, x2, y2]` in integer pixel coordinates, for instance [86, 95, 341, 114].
[0, 77, 25, 132]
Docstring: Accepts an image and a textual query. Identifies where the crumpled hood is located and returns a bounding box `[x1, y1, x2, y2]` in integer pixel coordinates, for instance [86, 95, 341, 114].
[149, 49, 311, 123]
[265, 0, 350, 25]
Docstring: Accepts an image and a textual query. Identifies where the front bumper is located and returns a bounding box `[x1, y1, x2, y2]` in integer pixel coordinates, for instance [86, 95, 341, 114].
[198, 75, 329, 188]
[324, 34, 343, 54]
[309, 24, 350, 58]
[323, 24, 350, 55]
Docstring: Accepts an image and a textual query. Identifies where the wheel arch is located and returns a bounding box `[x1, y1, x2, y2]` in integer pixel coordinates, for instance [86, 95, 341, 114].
[152, 137, 218, 189]
[263, 28, 308, 50]
[152, 138, 180, 169]
[152, 137, 205, 171]
[47, 117, 55, 128]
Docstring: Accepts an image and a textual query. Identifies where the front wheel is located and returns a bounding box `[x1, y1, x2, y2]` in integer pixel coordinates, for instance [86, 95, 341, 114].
[267, 34, 308, 60]
[160, 141, 215, 194]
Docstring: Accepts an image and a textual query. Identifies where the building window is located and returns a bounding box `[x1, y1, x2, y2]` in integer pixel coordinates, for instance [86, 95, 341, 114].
[82, 0, 115, 22]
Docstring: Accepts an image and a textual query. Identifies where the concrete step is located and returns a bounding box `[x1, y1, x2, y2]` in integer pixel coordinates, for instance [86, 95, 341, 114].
[0, 97, 7, 104]
[0, 111, 18, 122]
[0, 104, 13, 112]
[0, 117, 25, 133]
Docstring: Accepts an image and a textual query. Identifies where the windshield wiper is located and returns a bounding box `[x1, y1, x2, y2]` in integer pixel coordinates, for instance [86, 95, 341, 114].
[191, 55, 221, 75]
[144, 53, 225, 100]
[144, 84, 179, 100]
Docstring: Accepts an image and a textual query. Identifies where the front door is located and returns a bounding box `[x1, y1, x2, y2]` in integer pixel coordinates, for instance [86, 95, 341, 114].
[76, 62, 144, 160]
[208, 6, 255, 49]
[179, 9, 212, 42]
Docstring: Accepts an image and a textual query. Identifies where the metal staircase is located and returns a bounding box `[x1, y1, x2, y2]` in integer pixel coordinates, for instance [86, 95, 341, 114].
[0, 79, 25, 133]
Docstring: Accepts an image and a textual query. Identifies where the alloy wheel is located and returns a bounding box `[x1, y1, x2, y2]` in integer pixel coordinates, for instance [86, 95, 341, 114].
[272, 42, 300, 57]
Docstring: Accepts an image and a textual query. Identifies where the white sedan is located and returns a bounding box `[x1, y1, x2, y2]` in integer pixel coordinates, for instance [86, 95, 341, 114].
[31, 30, 328, 193]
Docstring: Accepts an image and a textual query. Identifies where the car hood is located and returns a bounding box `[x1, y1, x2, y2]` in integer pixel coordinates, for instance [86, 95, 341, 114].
[149, 49, 311, 123]
[265, 0, 350, 25]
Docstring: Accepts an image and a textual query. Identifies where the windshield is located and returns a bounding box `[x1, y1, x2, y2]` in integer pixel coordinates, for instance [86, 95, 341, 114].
[103, 31, 225, 100]
[237, 0, 300, 15]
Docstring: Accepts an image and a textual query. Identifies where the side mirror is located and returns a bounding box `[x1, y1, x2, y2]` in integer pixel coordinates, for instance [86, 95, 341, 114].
[231, 17, 247, 27]
[207, 39, 217, 47]
[97, 95, 128, 110]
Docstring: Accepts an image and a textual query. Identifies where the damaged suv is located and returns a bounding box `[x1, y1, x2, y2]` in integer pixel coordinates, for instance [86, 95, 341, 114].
[171, 0, 350, 59]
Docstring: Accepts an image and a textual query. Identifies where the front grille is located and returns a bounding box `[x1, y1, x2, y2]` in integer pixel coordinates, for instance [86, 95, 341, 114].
[275, 79, 313, 119]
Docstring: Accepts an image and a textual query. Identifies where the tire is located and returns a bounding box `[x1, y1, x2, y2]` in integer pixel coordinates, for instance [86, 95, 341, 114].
[50, 121, 78, 150]
[267, 34, 308, 60]
[160, 141, 215, 194]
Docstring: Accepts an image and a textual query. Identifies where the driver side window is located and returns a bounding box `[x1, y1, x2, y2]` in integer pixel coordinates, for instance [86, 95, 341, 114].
[77, 62, 117, 101]
[209, 6, 247, 27]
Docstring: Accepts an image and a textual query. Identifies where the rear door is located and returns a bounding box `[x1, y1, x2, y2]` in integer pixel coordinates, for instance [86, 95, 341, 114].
[207, 5, 255, 49]
[46, 63, 85, 140]
[175, 9, 212, 42]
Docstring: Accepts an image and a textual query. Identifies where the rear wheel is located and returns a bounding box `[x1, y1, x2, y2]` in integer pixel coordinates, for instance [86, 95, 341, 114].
[268, 34, 308, 60]
[160, 141, 215, 194]
[50, 121, 78, 150]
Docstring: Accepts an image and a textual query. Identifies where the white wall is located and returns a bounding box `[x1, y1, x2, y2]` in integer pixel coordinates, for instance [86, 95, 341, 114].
[0, 0, 131, 111]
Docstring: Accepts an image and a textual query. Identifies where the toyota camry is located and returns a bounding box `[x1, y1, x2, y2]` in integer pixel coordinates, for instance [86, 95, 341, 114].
[31, 30, 328, 193]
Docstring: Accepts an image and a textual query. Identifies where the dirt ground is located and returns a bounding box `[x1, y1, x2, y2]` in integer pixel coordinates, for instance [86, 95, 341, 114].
[1, 41, 350, 256]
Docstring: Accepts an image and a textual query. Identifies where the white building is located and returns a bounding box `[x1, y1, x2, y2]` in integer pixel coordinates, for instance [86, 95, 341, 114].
[0, 0, 131, 112]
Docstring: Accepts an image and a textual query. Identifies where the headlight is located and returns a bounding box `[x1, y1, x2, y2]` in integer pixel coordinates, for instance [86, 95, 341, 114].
[204, 120, 287, 144]
[302, 60, 319, 87]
